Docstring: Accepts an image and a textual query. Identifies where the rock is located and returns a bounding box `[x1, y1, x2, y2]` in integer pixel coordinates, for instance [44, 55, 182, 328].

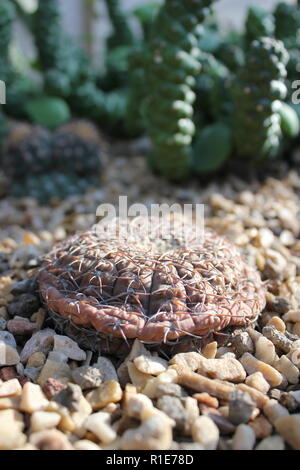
[127, 362, 151, 390]
[0, 409, 26, 450]
[149, 383, 185, 399]
[72, 366, 103, 390]
[183, 397, 200, 435]
[235, 384, 269, 409]
[174, 366, 234, 401]
[85, 381, 122, 410]
[0, 379, 22, 398]
[29, 429, 73, 450]
[263, 399, 289, 424]
[156, 396, 186, 431]
[191, 416, 219, 450]
[245, 372, 270, 394]
[283, 310, 300, 322]
[240, 353, 283, 387]
[0, 396, 21, 410]
[273, 355, 299, 384]
[193, 392, 219, 408]
[262, 325, 293, 353]
[249, 415, 273, 439]
[30, 411, 61, 433]
[228, 390, 255, 425]
[37, 358, 72, 386]
[255, 435, 285, 450]
[275, 415, 300, 450]
[7, 293, 40, 318]
[0, 318, 6, 330]
[141, 369, 178, 399]
[202, 341, 218, 359]
[133, 355, 168, 376]
[48, 351, 68, 362]
[52, 383, 83, 412]
[53, 335, 86, 361]
[0, 331, 16, 348]
[279, 392, 299, 412]
[169, 352, 203, 371]
[11, 278, 38, 296]
[42, 378, 67, 399]
[20, 328, 55, 363]
[0, 333, 20, 366]
[232, 424, 256, 450]
[84, 412, 116, 444]
[7, 317, 37, 335]
[73, 440, 101, 450]
[20, 382, 49, 413]
[232, 332, 254, 357]
[204, 412, 236, 436]
[0, 366, 17, 381]
[95, 357, 118, 382]
[120, 416, 173, 450]
[266, 296, 290, 315]
[124, 392, 174, 425]
[196, 357, 246, 383]
[267, 316, 286, 333]
[24, 366, 43, 382]
[26, 352, 46, 368]
[255, 336, 277, 364]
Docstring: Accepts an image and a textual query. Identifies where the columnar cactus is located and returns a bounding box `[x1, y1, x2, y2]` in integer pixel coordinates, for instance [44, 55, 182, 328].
[0, 0, 15, 82]
[274, 2, 300, 49]
[245, 6, 275, 48]
[105, 0, 134, 48]
[233, 37, 289, 161]
[143, 0, 216, 180]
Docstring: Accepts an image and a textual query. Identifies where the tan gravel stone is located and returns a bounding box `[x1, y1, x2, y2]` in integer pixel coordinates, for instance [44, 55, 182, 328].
[120, 416, 173, 450]
[127, 362, 151, 390]
[134, 355, 168, 376]
[273, 355, 299, 384]
[53, 335, 86, 361]
[26, 352, 46, 368]
[37, 358, 72, 386]
[0, 409, 26, 450]
[125, 392, 174, 425]
[73, 440, 102, 450]
[0, 378, 22, 397]
[196, 357, 246, 383]
[267, 316, 286, 333]
[245, 372, 270, 394]
[283, 310, 300, 322]
[263, 399, 289, 424]
[191, 416, 219, 450]
[183, 397, 200, 435]
[85, 381, 122, 411]
[236, 384, 269, 409]
[255, 336, 277, 364]
[240, 353, 283, 387]
[0, 396, 20, 410]
[169, 352, 203, 371]
[193, 392, 219, 408]
[275, 415, 300, 450]
[232, 424, 256, 450]
[202, 341, 218, 359]
[0, 332, 20, 366]
[30, 411, 61, 432]
[255, 435, 285, 450]
[29, 429, 73, 450]
[175, 367, 234, 400]
[249, 415, 273, 439]
[84, 412, 117, 444]
[20, 382, 49, 413]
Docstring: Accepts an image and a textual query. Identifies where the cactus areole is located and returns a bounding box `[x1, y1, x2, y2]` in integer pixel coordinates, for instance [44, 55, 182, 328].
[38, 217, 266, 356]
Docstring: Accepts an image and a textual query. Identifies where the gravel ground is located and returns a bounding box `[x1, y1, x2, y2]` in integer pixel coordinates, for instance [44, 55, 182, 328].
[1, 149, 300, 450]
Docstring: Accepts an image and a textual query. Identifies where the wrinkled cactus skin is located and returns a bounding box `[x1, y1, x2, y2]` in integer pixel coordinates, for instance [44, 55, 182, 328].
[143, 0, 217, 181]
[233, 37, 288, 161]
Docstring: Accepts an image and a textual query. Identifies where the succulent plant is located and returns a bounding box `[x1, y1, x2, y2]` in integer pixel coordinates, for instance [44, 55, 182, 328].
[274, 2, 300, 49]
[233, 37, 289, 161]
[245, 6, 275, 48]
[104, 0, 134, 49]
[38, 216, 266, 356]
[143, 0, 217, 181]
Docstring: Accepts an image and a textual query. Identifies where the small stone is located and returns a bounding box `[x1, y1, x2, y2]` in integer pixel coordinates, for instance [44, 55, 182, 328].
[232, 424, 256, 450]
[127, 362, 151, 390]
[262, 325, 293, 353]
[263, 399, 289, 424]
[29, 429, 73, 450]
[232, 332, 254, 357]
[95, 357, 118, 382]
[120, 415, 173, 450]
[11, 278, 38, 296]
[20, 382, 49, 413]
[193, 392, 219, 408]
[73, 440, 101, 450]
[141, 369, 178, 399]
[0, 331, 16, 349]
[255, 336, 277, 364]
[7, 293, 40, 318]
[0, 410, 26, 450]
[279, 392, 299, 412]
[30, 411, 61, 433]
[30, 308, 46, 331]
[275, 415, 300, 450]
[0, 366, 17, 381]
[236, 384, 269, 409]
[283, 310, 300, 322]
[26, 352, 46, 368]
[240, 353, 283, 387]
[0, 378, 22, 397]
[228, 390, 255, 425]
[202, 341, 217, 359]
[273, 355, 299, 384]
[196, 357, 246, 383]
[205, 412, 236, 436]
[245, 372, 270, 394]
[7, 317, 37, 335]
[156, 396, 186, 431]
[20, 328, 55, 363]
[255, 435, 285, 450]
[24, 366, 43, 382]
[169, 352, 203, 371]
[72, 366, 103, 390]
[85, 381, 122, 410]
[150, 383, 185, 399]
[266, 297, 290, 315]
[0, 341, 20, 367]
[267, 316, 286, 333]
[191, 416, 219, 450]
[249, 415, 273, 439]
[0, 307, 8, 320]
[37, 358, 72, 386]
[0, 318, 6, 330]
[134, 355, 168, 376]
[0, 396, 20, 410]
[84, 412, 116, 444]
[52, 383, 83, 412]
[42, 378, 67, 399]
[53, 335, 86, 361]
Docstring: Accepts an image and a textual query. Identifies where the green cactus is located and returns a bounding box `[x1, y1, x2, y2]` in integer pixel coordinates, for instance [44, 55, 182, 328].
[233, 37, 289, 161]
[105, 0, 134, 49]
[274, 2, 300, 49]
[214, 42, 244, 72]
[143, 0, 217, 181]
[126, 49, 148, 136]
[245, 6, 275, 48]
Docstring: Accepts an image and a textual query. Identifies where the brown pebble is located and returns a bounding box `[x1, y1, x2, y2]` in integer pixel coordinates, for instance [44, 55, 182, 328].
[249, 415, 273, 439]
[193, 393, 219, 408]
[0, 367, 17, 381]
[228, 390, 255, 425]
[42, 378, 67, 399]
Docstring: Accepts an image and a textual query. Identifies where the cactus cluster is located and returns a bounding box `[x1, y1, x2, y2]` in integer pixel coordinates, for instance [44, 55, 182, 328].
[233, 37, 288, 161]
[143, 0, 216, 181]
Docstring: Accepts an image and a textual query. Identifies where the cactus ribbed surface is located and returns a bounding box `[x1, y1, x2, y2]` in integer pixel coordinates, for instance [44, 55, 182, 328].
[0, 0, 15, 83]
[274, 2, 300, 48]
[245, 6, 275, 48]
[105, 0, 134, 48]
[233, 37, 288, 161]
[144, 0, 216, 181]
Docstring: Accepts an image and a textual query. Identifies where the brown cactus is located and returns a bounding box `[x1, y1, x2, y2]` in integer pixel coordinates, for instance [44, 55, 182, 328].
[38, 217, 266, 356]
